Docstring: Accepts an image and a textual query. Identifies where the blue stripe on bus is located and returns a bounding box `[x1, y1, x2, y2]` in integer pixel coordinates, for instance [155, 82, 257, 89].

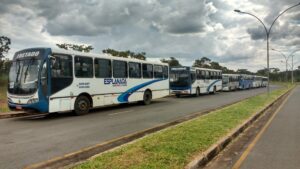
[207, 79, 221, 92]
[117, 79, 166, 103]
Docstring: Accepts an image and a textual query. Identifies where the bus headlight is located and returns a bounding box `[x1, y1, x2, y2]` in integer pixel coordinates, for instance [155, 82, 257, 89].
[27, 98, 39, 104]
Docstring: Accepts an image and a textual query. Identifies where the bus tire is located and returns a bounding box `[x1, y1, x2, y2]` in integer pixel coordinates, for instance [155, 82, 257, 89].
[142, 90, 152, 105]
[74, 95, 90, 115]
[195, 87, 200, 97]
[175, 94, 181, 98]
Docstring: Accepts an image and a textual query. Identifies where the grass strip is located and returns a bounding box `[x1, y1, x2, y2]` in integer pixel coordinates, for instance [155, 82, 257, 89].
[0, 74, 9, 113]
[73, 86, 292, 169]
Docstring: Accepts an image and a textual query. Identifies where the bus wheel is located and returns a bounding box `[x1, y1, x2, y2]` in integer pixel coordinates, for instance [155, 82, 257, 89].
[142, 90, 152, 105]
[196, 88, 200, 97]
[175, 94, 181, 98]
[74, 95, 90, 115]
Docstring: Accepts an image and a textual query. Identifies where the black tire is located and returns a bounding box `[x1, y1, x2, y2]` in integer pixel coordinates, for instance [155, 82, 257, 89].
[195, 87, 200, 97]
[74, 95, 90, 115]
[175, 94, 181, 98]
[142, 90, 152, 105]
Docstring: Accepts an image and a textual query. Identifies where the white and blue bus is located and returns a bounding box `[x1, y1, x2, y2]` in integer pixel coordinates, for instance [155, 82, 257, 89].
[222, 74, 239, 91]
[7, 48, 169, 115]
[170, 67, 222, 97]
[238, 74, 254, 89]
[253, 76, 263, 88]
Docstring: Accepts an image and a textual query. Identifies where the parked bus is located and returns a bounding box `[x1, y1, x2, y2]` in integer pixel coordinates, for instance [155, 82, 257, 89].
[222, 74, 239, 91]
[253, 76, 263, 88]
[262, 76, 268, 87]
[7, 48, 169, 115]
[238, 74, 254, 89]
[170, 67, 222, 97]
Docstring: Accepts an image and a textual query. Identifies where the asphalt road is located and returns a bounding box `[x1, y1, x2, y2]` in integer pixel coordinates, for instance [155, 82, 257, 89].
[239, 86, 300, 169]
[0, 86, 278, 169]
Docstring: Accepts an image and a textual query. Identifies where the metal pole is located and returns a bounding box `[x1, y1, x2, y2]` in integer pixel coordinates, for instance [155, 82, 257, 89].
[267, 34, 270, 94]
[292, 55, 294, 84]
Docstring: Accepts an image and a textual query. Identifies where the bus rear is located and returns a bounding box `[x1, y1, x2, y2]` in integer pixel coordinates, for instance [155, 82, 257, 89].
[7, 48, 50, 113]
[169, 67, 192, 96]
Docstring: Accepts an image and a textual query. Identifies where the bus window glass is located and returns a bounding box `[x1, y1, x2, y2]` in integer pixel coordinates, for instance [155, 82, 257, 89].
[95, 59, 111, 78]
[75, 56, 93, 78]
[154, 65, 163, 78]
[52, 55, 73, 78]
[143, 64, 153, 78]
[163, 66, 168, 79]
[113, 60, 127, 78]
[129, 62, 141, 78]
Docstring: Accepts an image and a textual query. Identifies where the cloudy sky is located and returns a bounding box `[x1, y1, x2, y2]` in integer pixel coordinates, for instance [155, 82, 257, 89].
[1, 0, 300, 72]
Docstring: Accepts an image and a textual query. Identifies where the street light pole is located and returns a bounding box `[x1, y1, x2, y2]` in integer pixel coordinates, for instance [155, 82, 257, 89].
[234, 2, 300, 95]
[272, 48, 299, 84]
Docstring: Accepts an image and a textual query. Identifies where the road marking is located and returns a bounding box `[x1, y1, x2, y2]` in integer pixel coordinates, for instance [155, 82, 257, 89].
[232, 88, 295, 169]
[108, 110, 132, 116]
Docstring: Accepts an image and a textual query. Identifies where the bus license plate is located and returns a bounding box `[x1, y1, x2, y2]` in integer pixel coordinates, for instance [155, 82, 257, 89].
[16, 106, 22, 110]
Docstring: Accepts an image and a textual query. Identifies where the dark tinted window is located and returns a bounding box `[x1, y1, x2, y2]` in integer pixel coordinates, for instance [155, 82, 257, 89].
[113, 60, 127, 78]
[129, 62, 141, 78]
[51, 54, 73, 94]
[205, 71, 210, 79]
[95, 59, 111, 78]
[154, 65, 163, 78]
[163, 66, 168, 79]
[52, 54, 73, 78]
[75, 56, 93, 78]
[142, 64, 153, 78]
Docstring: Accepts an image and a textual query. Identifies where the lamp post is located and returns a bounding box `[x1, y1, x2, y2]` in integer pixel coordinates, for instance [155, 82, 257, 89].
[272, 48, 300, 84]
[234, 2, 300, 94]
[272, 48, 289, 82]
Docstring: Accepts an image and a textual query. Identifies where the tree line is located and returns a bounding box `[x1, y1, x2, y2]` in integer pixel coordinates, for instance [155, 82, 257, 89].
[1, 38, 300, 82]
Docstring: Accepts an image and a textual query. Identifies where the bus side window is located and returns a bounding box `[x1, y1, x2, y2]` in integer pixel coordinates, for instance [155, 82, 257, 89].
[95, 59, 111, 78]
[201, 70, 205, 79]
[113, 60, 127, 78]
[50, 54, 73, 94]
[75, 56, 93, 78]
[163, 66, 168, 79]
[143, 64, 153, 78]
[129, 62, 141, 78]
[154, 65, 163, 78]
[196, 70, 200, 80]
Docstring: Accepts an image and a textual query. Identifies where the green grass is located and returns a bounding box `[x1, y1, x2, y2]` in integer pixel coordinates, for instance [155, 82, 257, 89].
[73, 86, 293, 169]
[0, 74, 9, 113]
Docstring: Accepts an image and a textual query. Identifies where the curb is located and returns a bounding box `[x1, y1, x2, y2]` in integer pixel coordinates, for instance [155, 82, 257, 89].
[185, 86, 294, 169]
[24, 89, 273, 169]
[0, 111, 39, 119]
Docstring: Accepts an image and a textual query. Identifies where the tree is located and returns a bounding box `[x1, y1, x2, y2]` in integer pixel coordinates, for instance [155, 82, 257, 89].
[102, 48, 146, 60]
[161, 57, 181, 67]
[193, 57, 211, 68]
[56, 43, 94, 53]
[237, 69, 253, 74]
[0, 36, 11, 60]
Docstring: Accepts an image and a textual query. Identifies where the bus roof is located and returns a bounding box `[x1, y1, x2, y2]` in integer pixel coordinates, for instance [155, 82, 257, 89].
[51, 47, 168, 66]
[15, 47, 168, 66]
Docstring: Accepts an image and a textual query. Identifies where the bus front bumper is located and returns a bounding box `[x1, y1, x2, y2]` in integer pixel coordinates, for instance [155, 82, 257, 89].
[171, 90, 191, 95]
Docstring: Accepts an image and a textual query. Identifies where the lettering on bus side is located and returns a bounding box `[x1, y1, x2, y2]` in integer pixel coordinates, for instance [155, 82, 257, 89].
[104, 78, 127, 87]
[78, 82, 90, 88]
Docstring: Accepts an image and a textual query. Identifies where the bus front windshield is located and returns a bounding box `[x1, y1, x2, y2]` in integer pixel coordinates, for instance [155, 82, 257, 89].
[170, 70, 190, 87]
[8, 58, 41, 95]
